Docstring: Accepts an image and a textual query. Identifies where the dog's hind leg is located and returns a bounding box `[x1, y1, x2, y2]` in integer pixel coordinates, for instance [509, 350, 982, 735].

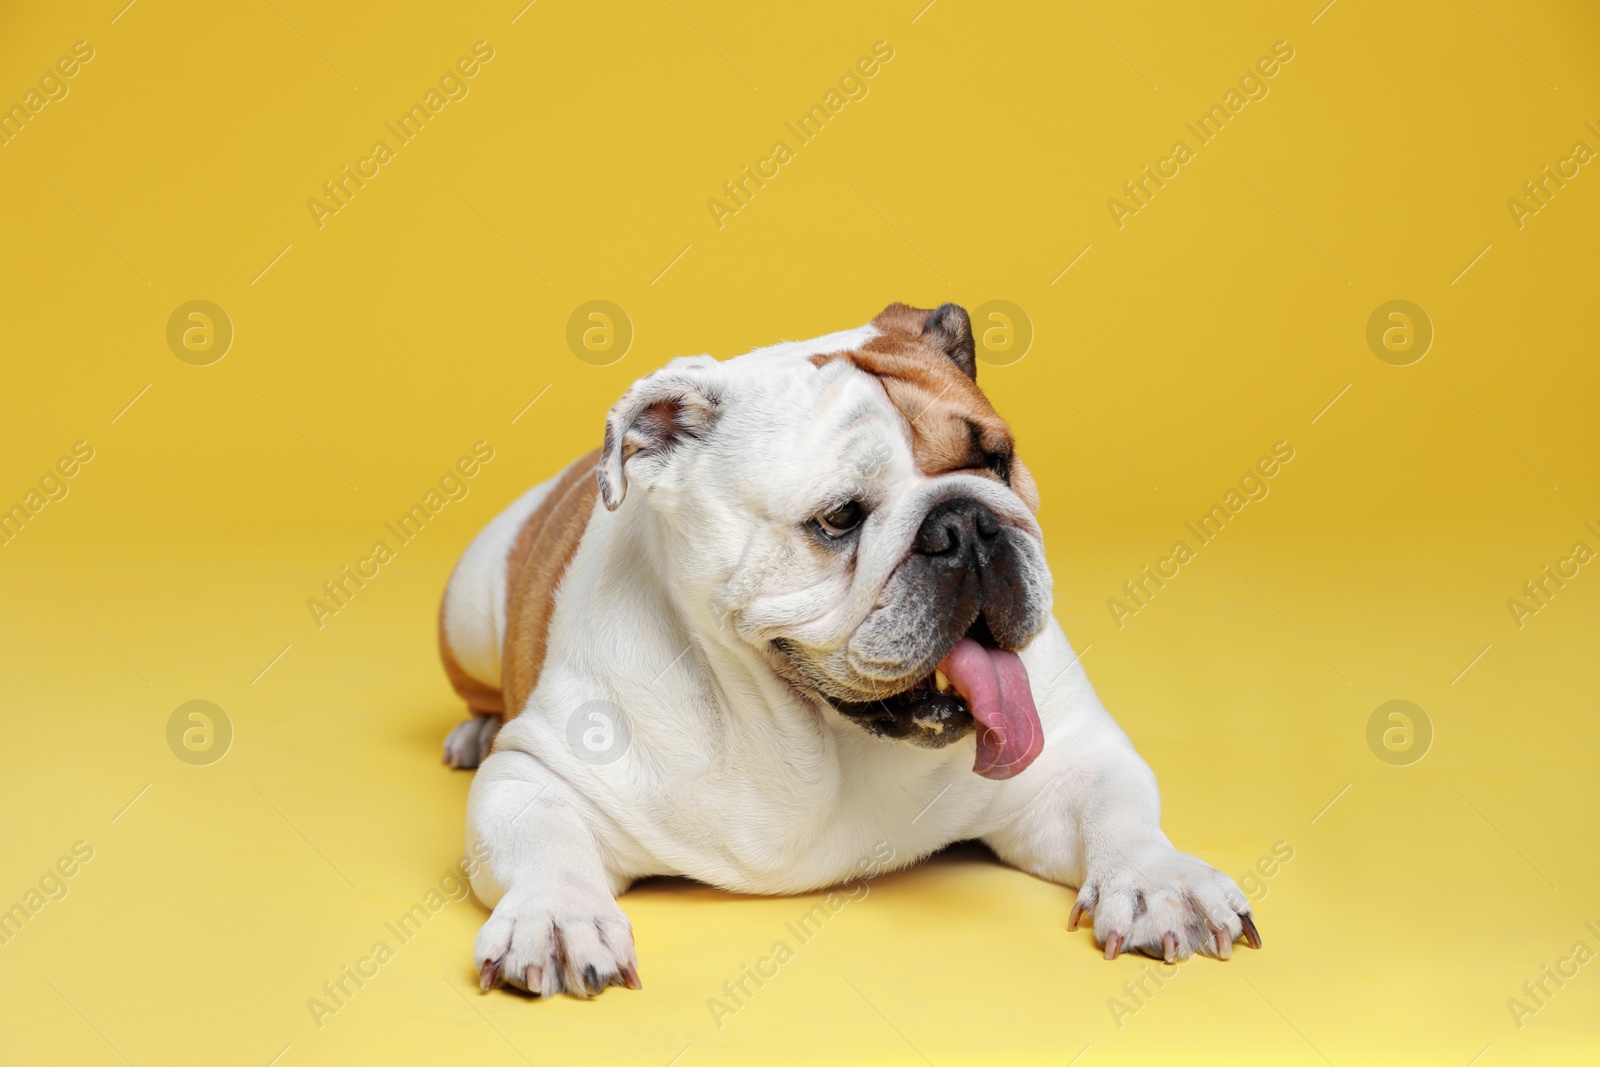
[443, 714, 502, 770]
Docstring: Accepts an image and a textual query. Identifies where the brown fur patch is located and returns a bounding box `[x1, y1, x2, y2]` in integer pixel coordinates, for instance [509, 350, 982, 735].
[499, 450, 602, 722]
[817, 303, 1037, 511]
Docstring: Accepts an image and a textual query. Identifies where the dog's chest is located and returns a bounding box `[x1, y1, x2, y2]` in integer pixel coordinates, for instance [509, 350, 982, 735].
[628, 718, 978, 892]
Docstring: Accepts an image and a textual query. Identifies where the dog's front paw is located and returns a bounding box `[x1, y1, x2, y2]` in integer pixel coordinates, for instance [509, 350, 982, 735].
[475, 886, 641, 998]
[1070, 844, 1260, 962]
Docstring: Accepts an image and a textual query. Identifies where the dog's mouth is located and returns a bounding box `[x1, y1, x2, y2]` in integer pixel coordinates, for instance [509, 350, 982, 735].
[819, 619, 1044, 781]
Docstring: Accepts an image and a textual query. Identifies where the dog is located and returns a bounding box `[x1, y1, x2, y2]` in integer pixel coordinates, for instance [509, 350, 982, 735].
[437, 302, 1259, 998]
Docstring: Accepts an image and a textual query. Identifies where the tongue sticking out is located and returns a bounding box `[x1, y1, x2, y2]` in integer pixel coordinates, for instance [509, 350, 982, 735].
[937, 636, 1043, 779]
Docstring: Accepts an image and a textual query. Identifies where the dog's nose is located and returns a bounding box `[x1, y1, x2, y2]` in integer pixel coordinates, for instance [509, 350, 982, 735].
[913, 498, 1001, 565]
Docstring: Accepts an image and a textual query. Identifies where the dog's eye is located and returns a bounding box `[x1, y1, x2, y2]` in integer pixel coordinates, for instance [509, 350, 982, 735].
[988, 451, 1012, 484]
[815, 501, 864, 538]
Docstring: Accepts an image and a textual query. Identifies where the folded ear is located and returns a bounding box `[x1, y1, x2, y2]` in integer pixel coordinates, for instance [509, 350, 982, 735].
[920, 303, 976, 379]
[597, 355, 723, 511]
[871, 301, 977, 379]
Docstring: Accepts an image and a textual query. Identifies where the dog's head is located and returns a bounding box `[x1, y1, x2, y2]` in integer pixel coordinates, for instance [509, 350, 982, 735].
[597, 302, 1051, 779]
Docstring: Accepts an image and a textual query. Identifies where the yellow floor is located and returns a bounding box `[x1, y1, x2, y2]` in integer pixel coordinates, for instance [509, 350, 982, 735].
[4, 1, 1598, 1064]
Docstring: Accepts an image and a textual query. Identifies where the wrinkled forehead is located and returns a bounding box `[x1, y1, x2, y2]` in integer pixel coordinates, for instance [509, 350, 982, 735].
[700, 356, 900, 499]
[814, 327, 1015, 477]
[743, 360, 915, 482]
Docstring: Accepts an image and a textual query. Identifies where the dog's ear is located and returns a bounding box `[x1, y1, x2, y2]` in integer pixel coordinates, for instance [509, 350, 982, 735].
[598, 355, 723, 511]
[871, 302, 977, 379]
[921, 303, 976, 379]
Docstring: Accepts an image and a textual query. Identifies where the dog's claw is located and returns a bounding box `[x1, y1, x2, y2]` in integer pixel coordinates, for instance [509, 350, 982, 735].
[1068, 901, 1087, 931]
[475, 890, 638, 1001]
[1104, 932, 1123, 960]
[1161, 932, 1177, 963]
[1215, 928, 1232, 959]
[1239, 912, 1262, 949]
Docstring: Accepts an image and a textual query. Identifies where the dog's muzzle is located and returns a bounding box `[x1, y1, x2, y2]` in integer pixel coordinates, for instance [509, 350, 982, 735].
[819, 496, 1047, 778]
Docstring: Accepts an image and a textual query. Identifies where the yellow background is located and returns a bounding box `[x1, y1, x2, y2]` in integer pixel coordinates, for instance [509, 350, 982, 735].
[2, 1, 1597, 1063]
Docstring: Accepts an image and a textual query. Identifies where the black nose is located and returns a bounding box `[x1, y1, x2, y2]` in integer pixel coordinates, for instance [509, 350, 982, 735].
[914, 497, 1001, 565]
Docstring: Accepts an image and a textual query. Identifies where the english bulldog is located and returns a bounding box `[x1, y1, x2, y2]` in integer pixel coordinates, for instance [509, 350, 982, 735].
[438, 302, 1259, 998]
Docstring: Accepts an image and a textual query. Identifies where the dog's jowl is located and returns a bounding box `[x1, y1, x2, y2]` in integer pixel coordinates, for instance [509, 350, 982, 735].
[438, 302, 1259, 998]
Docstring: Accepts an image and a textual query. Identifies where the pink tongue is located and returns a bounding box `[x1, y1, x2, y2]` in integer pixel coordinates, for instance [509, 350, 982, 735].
[937, 636, 1043, 780]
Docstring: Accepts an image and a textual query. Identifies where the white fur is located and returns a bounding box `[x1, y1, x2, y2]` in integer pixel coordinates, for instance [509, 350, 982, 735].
[453, 318, 1255, 996]
[742, 322, 879, 362]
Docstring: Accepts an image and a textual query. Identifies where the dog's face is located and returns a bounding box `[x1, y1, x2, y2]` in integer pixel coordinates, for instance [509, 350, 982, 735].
[597, 303, 1052, 778]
